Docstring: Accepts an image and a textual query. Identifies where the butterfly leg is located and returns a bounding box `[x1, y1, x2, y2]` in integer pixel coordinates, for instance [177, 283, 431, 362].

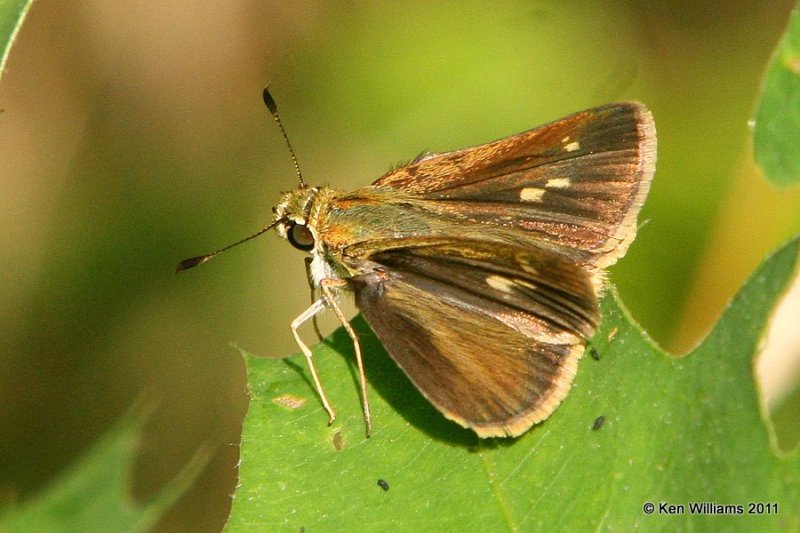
[320, 278, 372, 438]
[304, 257, 325, 343]
[291, 297, 337, 425]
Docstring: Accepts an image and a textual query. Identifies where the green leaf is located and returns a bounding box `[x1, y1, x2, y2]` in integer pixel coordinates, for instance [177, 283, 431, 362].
[0, 410, 206, 533]
[0, 0, 33, 81]
[227, 238, 800, 531]
[754, 5, 800, 186]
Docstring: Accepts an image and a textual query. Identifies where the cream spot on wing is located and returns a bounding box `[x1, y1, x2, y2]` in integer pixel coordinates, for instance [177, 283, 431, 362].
[564, 141, 580, 152]
[546, 177, 571, 189]
[517, 279, 537, 290]
[561, 135, 570, 143]
[516, 253, 539, 275]
[520, 187, 545, 202]
[486, 275, 515, 293]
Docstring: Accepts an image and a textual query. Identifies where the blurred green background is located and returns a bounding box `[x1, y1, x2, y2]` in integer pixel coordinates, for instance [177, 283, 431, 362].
[1, 1, 799, 531]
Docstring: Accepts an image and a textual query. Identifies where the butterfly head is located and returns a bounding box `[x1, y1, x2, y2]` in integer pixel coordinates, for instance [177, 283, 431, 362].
[273, 185, 321, 253]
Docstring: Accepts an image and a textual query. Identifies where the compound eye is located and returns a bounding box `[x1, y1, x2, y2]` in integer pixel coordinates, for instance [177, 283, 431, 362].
[287, 222, 314, 251]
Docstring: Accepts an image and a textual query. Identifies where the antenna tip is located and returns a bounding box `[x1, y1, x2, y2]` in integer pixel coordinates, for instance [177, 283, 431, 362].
[176, 255, 210, 273]
[262, 86, 278, 115]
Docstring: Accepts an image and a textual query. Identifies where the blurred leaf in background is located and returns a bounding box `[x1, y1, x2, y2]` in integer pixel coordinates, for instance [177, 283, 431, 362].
[755, 5, 800, 187]
[0, 0, 32, 79]
[0, 411, 204, 532]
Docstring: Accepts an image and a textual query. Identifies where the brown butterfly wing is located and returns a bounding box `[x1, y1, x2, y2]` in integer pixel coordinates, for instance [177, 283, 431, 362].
[351, 240, 597, 437]
[372, 102, 656, 268]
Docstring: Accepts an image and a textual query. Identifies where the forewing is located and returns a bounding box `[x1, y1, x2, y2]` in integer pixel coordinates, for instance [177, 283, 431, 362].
[372, 102, 656, 268]
[351, 240, 598, 437]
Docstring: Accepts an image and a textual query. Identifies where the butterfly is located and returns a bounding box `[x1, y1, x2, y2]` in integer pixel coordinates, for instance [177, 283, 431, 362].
[179, 89, 656, 438]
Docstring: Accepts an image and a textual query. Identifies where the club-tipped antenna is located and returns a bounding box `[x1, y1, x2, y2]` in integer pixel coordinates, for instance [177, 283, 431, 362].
[176, 219, 282, 273]
[263, 86, 305, 187]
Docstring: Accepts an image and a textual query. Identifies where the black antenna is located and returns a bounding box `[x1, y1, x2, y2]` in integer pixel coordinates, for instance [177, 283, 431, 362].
[177, 87, 303, 273]
[176, 219, 282, 273]
[263, 86, 305, 187]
